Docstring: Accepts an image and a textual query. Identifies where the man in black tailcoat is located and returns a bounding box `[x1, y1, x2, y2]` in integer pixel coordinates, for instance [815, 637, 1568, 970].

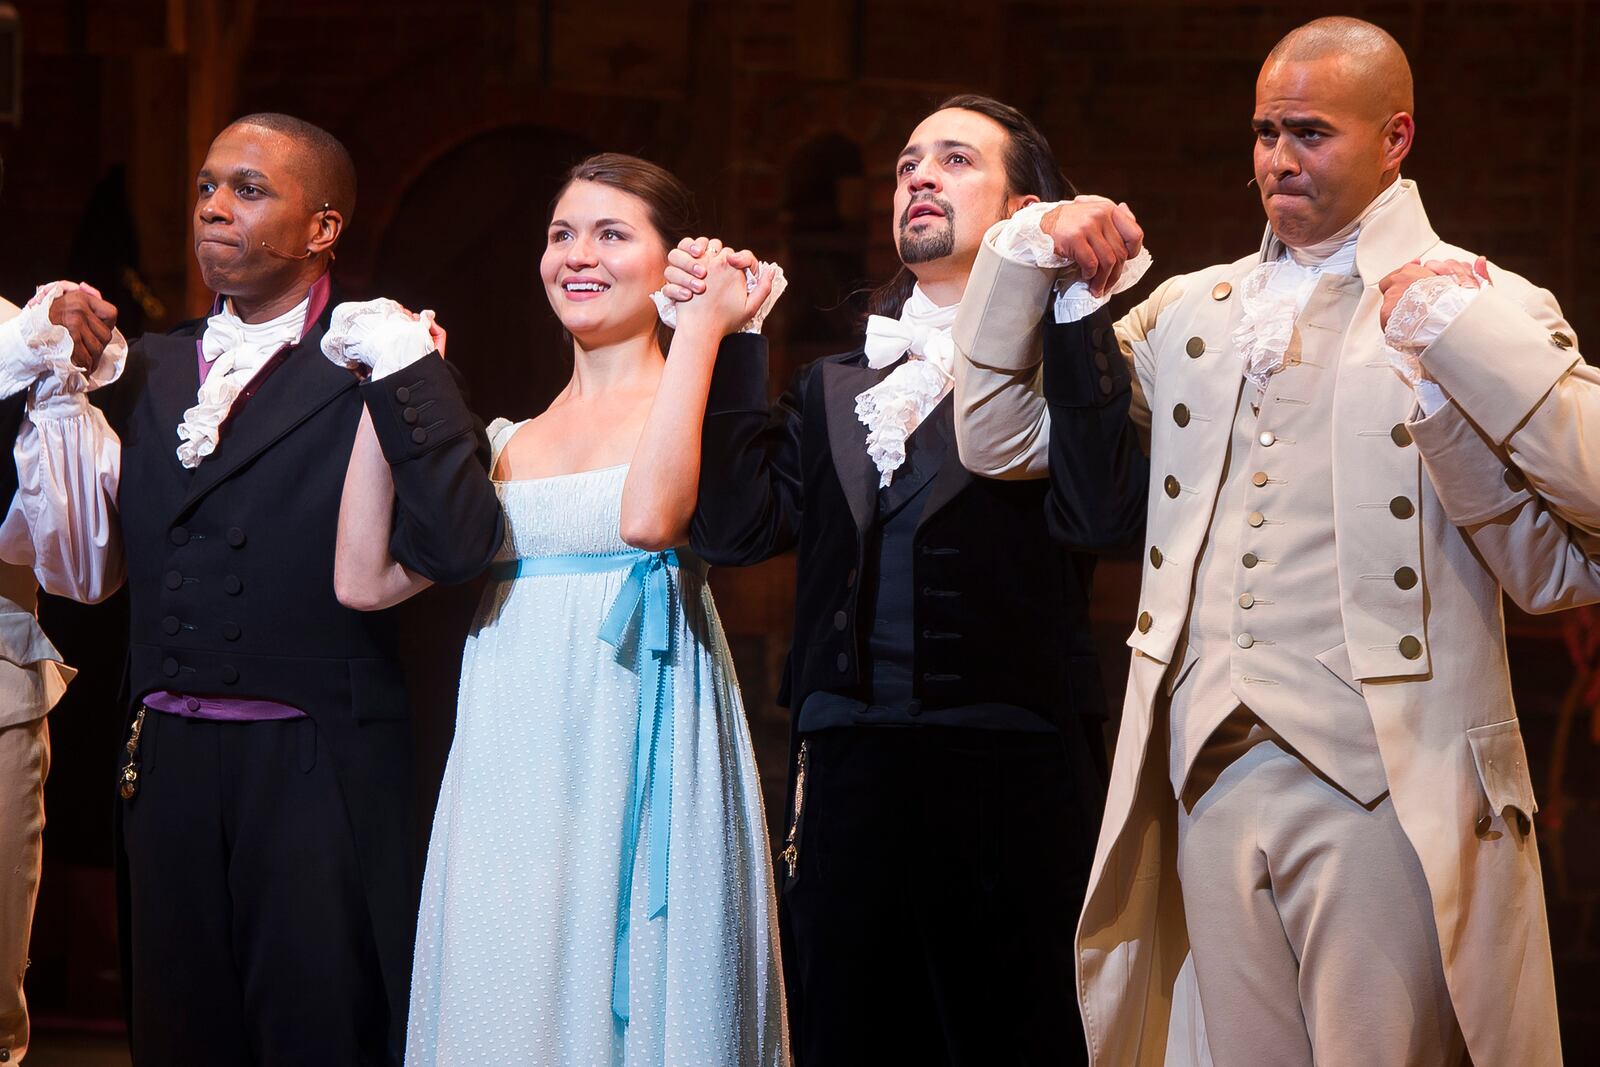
[672, 94, 1146, 1067]
[4, 113, 500, 1065]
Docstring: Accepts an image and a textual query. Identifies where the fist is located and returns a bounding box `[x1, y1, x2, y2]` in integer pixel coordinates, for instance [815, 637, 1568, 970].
[1378, 256, 1488, 330]
[1041, 196, 1143, 297]
[48, 284, 119, 375]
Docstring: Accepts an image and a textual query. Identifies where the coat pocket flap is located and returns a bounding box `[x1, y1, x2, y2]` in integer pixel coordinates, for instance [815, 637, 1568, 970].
[1467, 718, 1539, 820]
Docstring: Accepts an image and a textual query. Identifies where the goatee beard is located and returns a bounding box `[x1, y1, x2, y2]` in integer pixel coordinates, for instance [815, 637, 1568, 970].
[898, 196, 955, 265]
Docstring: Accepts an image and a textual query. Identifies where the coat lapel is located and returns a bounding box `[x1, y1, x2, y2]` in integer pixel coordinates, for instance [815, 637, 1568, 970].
[912, 396, 971, 528]
[141, 331, 205, 477]
[179, 320, 357, 513]
[821, 354, 885, 535]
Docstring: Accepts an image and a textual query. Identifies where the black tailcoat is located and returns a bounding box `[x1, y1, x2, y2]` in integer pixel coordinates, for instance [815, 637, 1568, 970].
[96, 293, 501, 1055]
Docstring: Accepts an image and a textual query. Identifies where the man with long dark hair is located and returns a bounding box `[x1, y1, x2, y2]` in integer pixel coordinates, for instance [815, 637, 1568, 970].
[667, 94, 1143, 1066]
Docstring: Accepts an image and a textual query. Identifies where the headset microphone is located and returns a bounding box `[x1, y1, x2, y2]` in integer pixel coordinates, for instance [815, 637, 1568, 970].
[258, 241, 315, 260]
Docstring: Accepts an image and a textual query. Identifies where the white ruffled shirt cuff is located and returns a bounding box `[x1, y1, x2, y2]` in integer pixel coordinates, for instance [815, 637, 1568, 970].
[0, 283, 129, 416]
[992, 200, 1154, 323]
[651, 263, 788, 334]
[321, 298, 438, 380]
[1384, 274, 1481, 417]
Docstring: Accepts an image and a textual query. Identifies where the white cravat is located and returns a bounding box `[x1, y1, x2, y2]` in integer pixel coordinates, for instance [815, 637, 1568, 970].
[1234, 177, 1408, 401]
[855, 285, 958, 487]
[176, 297, 308, 468]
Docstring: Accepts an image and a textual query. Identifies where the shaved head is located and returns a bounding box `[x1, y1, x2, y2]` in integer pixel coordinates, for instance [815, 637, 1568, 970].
[1267, 16, 1414, 119]
[226, 112, 356, 224]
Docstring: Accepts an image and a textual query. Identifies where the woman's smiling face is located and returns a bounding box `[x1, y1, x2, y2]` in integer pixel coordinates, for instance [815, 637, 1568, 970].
[541, 180, 670, 347]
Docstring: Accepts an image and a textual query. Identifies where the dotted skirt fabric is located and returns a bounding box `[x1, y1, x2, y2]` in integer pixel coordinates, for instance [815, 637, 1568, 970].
[406, 420, 788, 1066]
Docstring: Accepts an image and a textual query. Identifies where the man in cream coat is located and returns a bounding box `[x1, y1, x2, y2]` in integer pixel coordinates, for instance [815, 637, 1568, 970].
[953, 17, 1580, 1066]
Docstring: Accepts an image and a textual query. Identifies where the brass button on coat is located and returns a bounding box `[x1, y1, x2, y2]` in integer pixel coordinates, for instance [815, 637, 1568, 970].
[1552, 330, 1574, 350]
[1172, 403, 1191, 427]
[1164, 475, 1180, 498]
[1399, 635, 1423, 660]
[1186, 336, 1206, 358]
[1137, 611, 1153, 633]
[1149, 546, 1163, 568]
[1247, 511, 1265, 528]
[1236, 633, 1254, 649]
[1394, 566, 1419, 590]
[1211, 281, 1232, 301]
[1251, 471, 1268, 487]
[1238, 593, 1255, 609]
[1390, 496, 1415, 519]
[1242, 552, 1260, 568]
[1390, 423, 1412, 447]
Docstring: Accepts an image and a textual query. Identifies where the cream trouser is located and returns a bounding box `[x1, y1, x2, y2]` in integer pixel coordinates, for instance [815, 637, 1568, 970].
[0, 717, 47, 1066]
[1176, 727, 1466, 1067]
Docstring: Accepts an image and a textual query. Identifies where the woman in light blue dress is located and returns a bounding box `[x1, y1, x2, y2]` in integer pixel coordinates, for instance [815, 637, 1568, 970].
[335, 154, 788, 1066]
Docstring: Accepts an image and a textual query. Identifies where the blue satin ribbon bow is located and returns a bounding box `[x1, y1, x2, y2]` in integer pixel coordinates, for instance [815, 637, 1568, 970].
[490, 548, 681, 1026]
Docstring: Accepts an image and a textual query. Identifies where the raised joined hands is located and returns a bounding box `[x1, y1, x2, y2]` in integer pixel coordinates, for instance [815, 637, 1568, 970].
[663, 237, 775, 337]
[46, 282, 119, 375]
[1041, 196, 1144, 298]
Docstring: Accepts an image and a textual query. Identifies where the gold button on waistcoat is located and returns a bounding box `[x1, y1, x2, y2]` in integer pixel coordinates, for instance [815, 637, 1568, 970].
[1137, 611, 1153, 633]
[1186, 336, 1206, 358]
[1164, 475, 1181, 498]
[1394, 566, 1418, 590]
[1238, 593, 1255, 609]
[1242, 552, 1260, 568]
[1173, 403, 1191, 427]
[1212, 281, 1232, 301]
[1247, 511, 1265, 527]
[1390, 423, 1412, 447]
[1149, 546, 1163, 568]
[1251, 471, 1268, 487]
[1399, 635, 1423, 660]
[1552, 331, 1574, 350]
[1390, 496, 1415, 519]
[1237, 633, 1255, 649]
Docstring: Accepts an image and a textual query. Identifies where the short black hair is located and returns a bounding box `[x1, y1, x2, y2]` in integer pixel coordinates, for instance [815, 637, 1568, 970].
[228, 112, 357, 224]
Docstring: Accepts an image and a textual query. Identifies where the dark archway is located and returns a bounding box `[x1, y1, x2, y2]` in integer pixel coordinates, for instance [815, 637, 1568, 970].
[374, 124, 599, 423]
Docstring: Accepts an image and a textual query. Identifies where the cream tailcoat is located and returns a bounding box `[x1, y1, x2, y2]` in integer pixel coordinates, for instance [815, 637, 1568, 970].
[953, 183, 1570, 1066]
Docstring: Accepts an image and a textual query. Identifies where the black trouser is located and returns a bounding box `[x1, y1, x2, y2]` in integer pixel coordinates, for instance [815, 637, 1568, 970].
[121, 711, 389, 1066]
[782, 723, 1101, 1067]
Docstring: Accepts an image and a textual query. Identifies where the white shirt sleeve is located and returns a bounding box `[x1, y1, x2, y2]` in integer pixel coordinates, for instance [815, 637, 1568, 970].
[1383, 273, 1482, 417]
[0, 286, 128, 602]
[989, 199, 1153, 325]
[322, 298, 440, 380]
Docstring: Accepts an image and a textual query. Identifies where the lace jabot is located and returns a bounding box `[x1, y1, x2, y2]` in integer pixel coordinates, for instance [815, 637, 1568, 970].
[855, 285, 958, 487]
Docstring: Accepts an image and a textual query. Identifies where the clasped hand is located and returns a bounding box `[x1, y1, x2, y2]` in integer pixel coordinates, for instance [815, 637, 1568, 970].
[662, 237, 775, 335]
[1378, 256, 1490, 330]
[45, 281, 119, 375]
[1041, 196, 1144, 298]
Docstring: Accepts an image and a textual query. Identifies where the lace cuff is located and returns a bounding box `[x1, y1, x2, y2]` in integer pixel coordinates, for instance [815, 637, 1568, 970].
[0, 282, 129, 407]
[990, 201, 1154, 324]
[1383, 274, 1480, 394]
[651, 262, 788, 334]
[322, 298, 437, 381]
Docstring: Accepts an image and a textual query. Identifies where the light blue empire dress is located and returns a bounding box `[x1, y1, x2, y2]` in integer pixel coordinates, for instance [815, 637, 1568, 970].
[406, 419, 788, 1066]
